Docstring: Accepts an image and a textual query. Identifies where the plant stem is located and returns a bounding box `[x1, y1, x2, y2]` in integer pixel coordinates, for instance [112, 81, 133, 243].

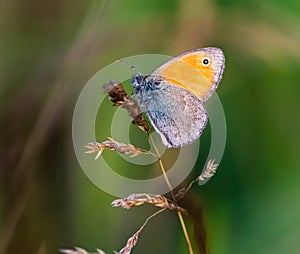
[177, 211, 194, 254]
[149, 134, 194, 254]
[138, 207, 167, 234]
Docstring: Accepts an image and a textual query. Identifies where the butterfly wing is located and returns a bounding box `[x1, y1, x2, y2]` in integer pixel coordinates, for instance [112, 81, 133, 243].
[136, 79, 208, 148]
[153, 47, 225, 102]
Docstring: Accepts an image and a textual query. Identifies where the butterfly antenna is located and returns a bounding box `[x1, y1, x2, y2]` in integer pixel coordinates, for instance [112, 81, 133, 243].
[115, 59, 142, 75]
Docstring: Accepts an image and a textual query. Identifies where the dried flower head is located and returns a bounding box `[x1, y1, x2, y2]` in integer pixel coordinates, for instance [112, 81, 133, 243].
[103, 80, 128, 106]
[118, 232, 139, 254]
[197, 159, 219, 182]
[60, 247, 106, 254]
[103, 80, 150, 133]
[85, 138, 156, 160]
[112, 193, 187, 215]
[175, 159, 219, 200]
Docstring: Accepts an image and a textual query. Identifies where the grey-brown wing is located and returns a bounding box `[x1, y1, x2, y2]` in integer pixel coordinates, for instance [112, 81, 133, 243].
[137, 80, 208, 148]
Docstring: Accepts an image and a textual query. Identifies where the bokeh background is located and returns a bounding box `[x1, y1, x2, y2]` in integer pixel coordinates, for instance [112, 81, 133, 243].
[1, 0, 300, 253]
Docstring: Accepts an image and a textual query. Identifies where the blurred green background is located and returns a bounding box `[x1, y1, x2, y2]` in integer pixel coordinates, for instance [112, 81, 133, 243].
[1, 0, 300, 253]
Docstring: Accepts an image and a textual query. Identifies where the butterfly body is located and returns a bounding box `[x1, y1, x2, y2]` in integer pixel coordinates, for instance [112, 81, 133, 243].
[131, 47, 225, 148]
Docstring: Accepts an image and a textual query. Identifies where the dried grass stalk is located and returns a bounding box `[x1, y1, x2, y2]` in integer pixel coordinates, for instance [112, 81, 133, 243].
[118, 208, 166, 254]
[60, 247, 106, 254]
[112, 193, 187, 215]
[85, 138, 156, 160]
[176, 159, 219, 200]
[197, 159, 218, 182]
[118, 232, 139, 254]
[103, 80, 150, 133]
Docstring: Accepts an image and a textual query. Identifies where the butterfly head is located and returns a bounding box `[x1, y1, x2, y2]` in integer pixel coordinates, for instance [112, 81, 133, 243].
[131, 74, 145, 92]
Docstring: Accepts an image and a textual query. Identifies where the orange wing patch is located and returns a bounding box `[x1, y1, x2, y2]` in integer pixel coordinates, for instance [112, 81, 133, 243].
[154, 52, 215, 100]
[180, 53, 215, 84]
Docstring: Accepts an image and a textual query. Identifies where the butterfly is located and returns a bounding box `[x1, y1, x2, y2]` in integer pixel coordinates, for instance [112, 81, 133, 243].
[131, 47, 225, 148]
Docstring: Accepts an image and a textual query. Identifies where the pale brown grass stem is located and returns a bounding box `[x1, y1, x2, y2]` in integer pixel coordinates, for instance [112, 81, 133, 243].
[148, 134, 194, 254]
[177, 211, 194, 254]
